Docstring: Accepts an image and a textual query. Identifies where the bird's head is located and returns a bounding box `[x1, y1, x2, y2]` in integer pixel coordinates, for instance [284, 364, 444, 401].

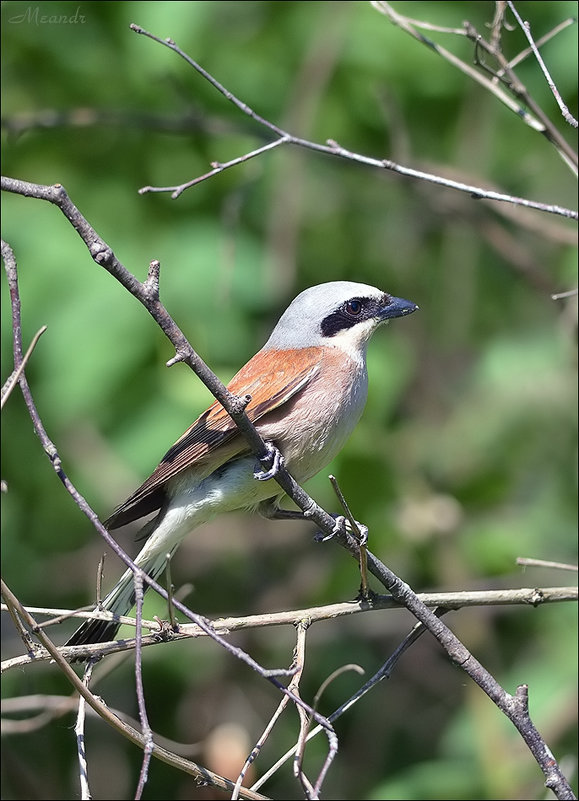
[263, 281, 418, 360]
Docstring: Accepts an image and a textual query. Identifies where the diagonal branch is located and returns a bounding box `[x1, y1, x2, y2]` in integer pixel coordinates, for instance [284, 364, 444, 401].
[507, 1, 578, 128]
[372, 1, 578, 173]
[129, 23, 577, 218]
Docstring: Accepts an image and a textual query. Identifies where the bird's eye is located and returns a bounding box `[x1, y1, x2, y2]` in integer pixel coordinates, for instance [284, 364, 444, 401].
[345, 299, 362, 316]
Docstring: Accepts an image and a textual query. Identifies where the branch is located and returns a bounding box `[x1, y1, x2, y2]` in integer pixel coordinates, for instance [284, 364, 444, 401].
[128, 23, 577, 218]
[252, 609, 449, 791]
[0, 325, 47, 410]
[4, 586, 576, 669]
[0, 579, 267, 801]
[372, 1, 578, 173]
[507, 1, 578, 128]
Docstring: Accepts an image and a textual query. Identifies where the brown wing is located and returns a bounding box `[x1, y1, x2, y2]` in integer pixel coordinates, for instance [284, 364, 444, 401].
[104, 347, 322, 529]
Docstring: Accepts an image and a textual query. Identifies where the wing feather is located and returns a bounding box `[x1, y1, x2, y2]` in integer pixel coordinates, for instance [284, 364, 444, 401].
[105, 348, 321, 529]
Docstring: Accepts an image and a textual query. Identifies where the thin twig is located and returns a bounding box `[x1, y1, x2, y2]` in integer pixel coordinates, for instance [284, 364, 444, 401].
[95, 554, 105, 606]
[0, 325, 47, 409]
[373, 1, 578, 173]
[517, 557, 578, 572]
[232, 619, 334, 801]
[505, 17, 576, 71]
[488, 1, 509, 53]
[164, 553, 177, 630]
[75, 662, 94, 801]
[507, 1, 578, 128]
[371, 2, 543, 129]
[313, 664, 366, 710]
[329, 475, 369, 597]
[128, 22, 577, 217]
[133, 572, 154, 800]
[291, 621, 317, 800]
[139, 137, 289, 198]
[251, 610, 447, 792]
[0, 571, 39, 656]
[232, 688, 290, 800]
[551, 288, 578, 300]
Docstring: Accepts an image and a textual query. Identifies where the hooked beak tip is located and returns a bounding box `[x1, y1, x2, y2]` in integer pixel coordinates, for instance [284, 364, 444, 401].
[380, 296, 419, 321]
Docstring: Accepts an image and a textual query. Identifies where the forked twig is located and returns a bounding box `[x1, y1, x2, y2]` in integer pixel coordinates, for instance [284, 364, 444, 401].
[507, 1, 578, 128]
[0, 324, 47, 410]
[129, 22, 577, 217]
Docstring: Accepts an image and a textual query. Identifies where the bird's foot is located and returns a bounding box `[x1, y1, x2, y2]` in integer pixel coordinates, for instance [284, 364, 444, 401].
[315, 514, 369, 545]
[254, 442, 285, 481]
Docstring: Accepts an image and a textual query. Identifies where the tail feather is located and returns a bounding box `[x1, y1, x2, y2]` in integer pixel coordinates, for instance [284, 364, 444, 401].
[65, 554, 168, 660]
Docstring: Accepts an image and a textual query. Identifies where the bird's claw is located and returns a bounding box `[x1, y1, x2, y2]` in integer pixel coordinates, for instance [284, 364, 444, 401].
[315, 515, 369, 545]
[356, 523, 369, 546]
[315, 514, 346, 542]
[254, 442, 285, 481]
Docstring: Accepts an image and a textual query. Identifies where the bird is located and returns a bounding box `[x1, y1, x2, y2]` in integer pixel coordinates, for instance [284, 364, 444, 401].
[66, 281, 418, 654]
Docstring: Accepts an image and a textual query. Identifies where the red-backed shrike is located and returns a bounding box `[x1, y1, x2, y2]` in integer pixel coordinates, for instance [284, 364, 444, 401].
[67, 281, 417, 651]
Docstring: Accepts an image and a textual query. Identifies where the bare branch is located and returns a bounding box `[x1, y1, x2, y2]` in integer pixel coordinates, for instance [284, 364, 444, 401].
[517, 557, 578, 572]
[507, 1, 578, 128]
[506, 17, 576, 71]
[0, 580, 267, 801]
[127, 22, 577, 217]
[133, 572, 154, 801]
[0, 324, 47, 410]
[74, 663, 94, 801]
[371, 2, 544, 129]
[329, 475, 369, 595]
[139, 137, 289, 198]
[252, 609, 448, 791]
[551, 288, 579, 301]
[373, 1, 578, 174]
[4, 586, 576, 670]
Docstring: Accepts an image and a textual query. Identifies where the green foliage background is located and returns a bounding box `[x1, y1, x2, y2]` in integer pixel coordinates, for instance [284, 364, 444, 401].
[1, 1, 577, 799]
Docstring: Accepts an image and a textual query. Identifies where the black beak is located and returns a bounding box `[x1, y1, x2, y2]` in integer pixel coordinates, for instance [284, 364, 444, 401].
[379, 295, 419, 321]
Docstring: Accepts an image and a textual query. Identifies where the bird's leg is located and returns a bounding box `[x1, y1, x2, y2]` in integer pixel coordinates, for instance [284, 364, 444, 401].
[260, 497, 369, 543]
[257, 497, 308, 522]
[254, 441, 285, 481]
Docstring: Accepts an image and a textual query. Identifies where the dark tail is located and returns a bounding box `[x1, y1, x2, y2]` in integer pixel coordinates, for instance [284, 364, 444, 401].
[65, 553, 168, 661]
